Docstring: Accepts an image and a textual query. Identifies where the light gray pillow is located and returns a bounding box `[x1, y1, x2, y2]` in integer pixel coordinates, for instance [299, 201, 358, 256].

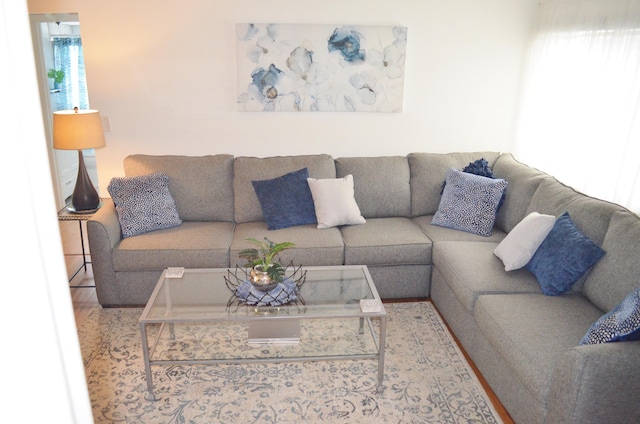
[307, 175, 366, 229]
[494, 212, 555, 271]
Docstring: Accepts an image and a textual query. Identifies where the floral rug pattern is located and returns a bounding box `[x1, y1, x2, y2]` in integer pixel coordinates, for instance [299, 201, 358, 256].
[78, 302, 502, 423]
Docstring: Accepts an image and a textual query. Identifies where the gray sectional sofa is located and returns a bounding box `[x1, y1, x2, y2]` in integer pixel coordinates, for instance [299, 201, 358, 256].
[87, 152, 640, 423]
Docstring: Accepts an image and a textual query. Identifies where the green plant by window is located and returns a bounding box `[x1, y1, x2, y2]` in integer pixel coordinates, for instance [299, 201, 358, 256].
[47, 69, 65, 84]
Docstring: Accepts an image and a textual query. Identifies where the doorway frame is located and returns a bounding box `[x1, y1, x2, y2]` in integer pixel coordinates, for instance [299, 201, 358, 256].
[30, 13, 81, 210]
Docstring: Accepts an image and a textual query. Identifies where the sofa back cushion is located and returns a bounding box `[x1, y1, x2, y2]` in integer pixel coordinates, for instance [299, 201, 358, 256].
[583, 211, 640, 312]
[525, 178, 622, 246]
[335, 156, 411, 218]
[408, 152, 500, 217]
[491, 154, 547, 233]
[233, 154, 336, 223]
[123, 154, 234, 222]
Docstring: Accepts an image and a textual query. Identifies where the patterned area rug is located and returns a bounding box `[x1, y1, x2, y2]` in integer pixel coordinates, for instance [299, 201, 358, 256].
[78, 302, 502, 423]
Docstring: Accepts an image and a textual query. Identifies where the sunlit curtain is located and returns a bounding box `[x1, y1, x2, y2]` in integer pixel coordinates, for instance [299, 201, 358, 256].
[52, 36, 89, 111]
[514, 0, 640, 214]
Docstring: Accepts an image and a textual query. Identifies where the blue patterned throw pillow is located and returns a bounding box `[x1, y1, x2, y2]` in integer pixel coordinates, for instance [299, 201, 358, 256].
[580, 288, 640, 345]
[526, 212, 605, 296]
[441, 158, 505, 211]
[252, 168, 317, 230]
[108, 173, 182, 238]
[432, 168, 508, 236]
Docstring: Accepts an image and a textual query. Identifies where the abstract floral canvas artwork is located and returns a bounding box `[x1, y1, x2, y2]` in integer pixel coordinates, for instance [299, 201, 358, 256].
[236, 24, 407, 112]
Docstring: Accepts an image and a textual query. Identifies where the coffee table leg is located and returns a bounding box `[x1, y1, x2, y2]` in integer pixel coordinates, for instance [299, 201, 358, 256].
[377, 316, 387, 393]
[139, 322, 158, 401]
[359, 317, 364, 334]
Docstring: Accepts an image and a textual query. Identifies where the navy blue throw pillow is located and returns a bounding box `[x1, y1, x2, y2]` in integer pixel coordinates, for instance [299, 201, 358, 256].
[462, 158, 496, 178]
[252, 168, 317, 230]
[580, 288, 640, 345]
[526, 212, 605, 296]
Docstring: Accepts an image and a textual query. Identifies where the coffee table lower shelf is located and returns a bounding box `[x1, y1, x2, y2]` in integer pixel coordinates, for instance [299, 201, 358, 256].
[139, 314, 387, 401]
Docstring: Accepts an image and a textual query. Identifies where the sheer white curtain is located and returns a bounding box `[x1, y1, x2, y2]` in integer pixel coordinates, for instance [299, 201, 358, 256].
[514, 0, 640, 214]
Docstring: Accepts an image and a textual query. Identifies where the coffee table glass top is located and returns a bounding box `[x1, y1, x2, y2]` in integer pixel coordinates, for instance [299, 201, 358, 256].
[141, 265, 384, 322]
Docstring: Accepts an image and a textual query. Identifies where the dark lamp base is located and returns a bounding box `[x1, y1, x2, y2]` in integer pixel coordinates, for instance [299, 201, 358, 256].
[71, 150, 100, 212]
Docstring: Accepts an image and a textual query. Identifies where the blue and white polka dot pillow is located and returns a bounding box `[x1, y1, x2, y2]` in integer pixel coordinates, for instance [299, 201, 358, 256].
[580, 288, 640, 345]
[432, 168, 508, 237]
[108, 173, 182, 238]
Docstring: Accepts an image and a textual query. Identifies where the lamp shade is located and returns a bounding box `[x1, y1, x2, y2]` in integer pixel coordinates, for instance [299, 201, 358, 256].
[53, 109, 106, 150]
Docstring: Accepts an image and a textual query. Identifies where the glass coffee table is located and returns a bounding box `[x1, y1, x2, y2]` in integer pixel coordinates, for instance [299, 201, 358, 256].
[139, 265, 387, 400]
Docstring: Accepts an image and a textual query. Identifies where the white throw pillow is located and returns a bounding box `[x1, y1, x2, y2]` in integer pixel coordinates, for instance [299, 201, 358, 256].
[494, 212, 555, 271]
[307, 175, 366, 229]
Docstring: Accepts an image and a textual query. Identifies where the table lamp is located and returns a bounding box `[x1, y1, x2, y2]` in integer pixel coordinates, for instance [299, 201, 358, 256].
[53, 107, 106, 212]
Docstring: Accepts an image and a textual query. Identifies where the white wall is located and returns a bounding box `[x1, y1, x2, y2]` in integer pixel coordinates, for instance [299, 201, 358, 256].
[2, 0, 93, 421]
[28, 0, 539, 196]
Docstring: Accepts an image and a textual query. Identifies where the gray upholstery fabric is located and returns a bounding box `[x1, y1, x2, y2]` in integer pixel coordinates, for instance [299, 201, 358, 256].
[407, 151, 500, 217]
[546, 341, 640, 424]
[113, 221, 234, 270]
[414, 215, 506, 243]
[432, 240, 541, 312]
[123, 154, 234, 222]
[233, 155, 336, 223]
[87, 152, 640, 424]
[583, 210, 640, 312]
[335, 156, 411, 218]
[562, 194, 623, 246]
[230, 221, 344, 268]
[340, 217, 432, 265]
[474, 294, 603, 404]
[491, 153, 547, 233]
[367, 264, 431, 299]
[430, 270, 547, 424]
[525, 178, 621, 245]
[525, 177, 580, 218]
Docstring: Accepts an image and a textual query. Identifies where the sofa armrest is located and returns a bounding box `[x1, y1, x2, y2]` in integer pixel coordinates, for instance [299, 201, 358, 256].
[546, 341, 640, 423]
[87, 199, 121, 306]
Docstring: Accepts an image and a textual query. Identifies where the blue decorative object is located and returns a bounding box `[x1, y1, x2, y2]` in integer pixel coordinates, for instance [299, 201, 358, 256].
[526, 212, 606, 296]
[441, 159, 505, 211]
[432, 168, 508, 237]
[251, 64, 284, 101]
[462, 158, 496, 178]
[235, 278, 298, 306]
[251, 168, 317, 230]
[327, 27, 365, 63]
[107, 173, 182, 238]
[580, 288, 640, 345]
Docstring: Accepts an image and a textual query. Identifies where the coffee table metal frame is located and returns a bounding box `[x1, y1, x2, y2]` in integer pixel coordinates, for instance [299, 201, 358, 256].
[139, 265, 387, 401]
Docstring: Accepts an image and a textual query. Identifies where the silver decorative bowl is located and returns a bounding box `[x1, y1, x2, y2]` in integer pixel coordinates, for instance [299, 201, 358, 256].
[250, 268, 278, 292]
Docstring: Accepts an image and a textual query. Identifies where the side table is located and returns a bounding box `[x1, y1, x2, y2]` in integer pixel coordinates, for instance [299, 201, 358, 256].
[58, 203, 100, 287]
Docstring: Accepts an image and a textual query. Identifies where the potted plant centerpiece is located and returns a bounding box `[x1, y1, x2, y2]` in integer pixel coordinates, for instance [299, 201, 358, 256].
[239, 237, 295, 292]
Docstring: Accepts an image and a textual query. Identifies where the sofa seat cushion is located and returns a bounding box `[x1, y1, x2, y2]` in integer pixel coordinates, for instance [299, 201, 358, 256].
[474, 293, 604, 403]
[340, 217, 432, 266]
[113, 221, 234, 271]
[230, 221, 344, 268]
[414, 215, 506, 243]
[433, 241, 541, 313]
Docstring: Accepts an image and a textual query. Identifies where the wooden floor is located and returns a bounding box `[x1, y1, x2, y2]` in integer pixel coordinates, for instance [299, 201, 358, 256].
[60, 220, 100, 326]
[59, 220, 513, 423]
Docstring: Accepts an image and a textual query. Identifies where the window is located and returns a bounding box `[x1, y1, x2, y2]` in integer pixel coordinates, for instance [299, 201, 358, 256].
[514, 0, 640, 214]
